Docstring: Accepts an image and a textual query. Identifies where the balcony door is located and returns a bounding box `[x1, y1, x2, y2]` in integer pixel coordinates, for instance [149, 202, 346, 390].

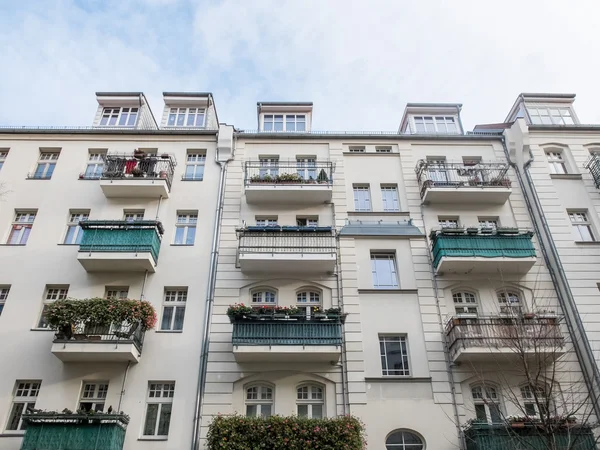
[296, 158, 316, 181]
[427, 159, 448, 184]
[259, 158, 279, 178]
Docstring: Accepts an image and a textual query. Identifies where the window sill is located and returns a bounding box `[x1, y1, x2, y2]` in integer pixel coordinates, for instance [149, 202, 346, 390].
[347, 211, 410, 216]
[0, 433, 24, 437]
[181, 178, 204, 182]
[343, 152, 397, 156]
[138, 437, 169, 441]
[30, 328, 53, 332]
[155, 330, 183, 333]
[0, 244, 27, 246]
[358, 289, 418, 294]
[170, 244, 195, 246]
[574, 241, 600, 245]
[57, 243, 80, 246]
[26, 178, 52, 181]
[365, 377, 431, 383]
[550, 174, 582, 180]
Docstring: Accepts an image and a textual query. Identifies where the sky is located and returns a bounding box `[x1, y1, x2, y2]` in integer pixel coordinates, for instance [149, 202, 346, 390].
[1, 0, 600, 131]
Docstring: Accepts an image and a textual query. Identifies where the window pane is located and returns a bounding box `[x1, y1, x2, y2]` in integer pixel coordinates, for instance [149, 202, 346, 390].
[143, 404, 159, 435]
[261, 404, 272, 418]
[173, 307, 186, 331]
[297, 404, 308, 418]
[161, 306, 174, 330]
[186, 226, 196, 245]
[174, 227, 185, 245]
[489, 403, 502, 423]
[311, 404, 323, 419]
[65, 226, 77, 244]
[474, 404, 487, 421]
[7, 402, 24, 430]
[157, 403, 172, 436]
[246, 404, 257, 417]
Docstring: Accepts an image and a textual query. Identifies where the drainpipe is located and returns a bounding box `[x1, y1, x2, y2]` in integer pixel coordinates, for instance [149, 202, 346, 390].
[501, 136, 600, 419]
[155, 195, 163, 221]
[117, 361, 131, 412]
[140, 270, 148, 300]
[191, 129, 235, 450]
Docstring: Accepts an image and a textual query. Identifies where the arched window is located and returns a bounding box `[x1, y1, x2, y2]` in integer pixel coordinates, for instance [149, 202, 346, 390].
[497, 290, 522, 315]
[296, 384, 324, 418]
[471, 384, 502, 423]
[245, 385, 273, 417]
[296, 290, 321, 318]
[521, 384, 550, 418]
[386, 430, 424, 449]
[452, 291, 478, 315]
[251, 289, 277, 305]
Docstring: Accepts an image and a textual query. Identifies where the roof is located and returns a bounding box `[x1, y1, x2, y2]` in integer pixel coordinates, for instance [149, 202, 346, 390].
[257, 102, 313, 106]
[473, 122, 512, 131]
[405, 102, 463, 109]
[339, 221, 423, 237]
[95, 92, 145, 97]
[163, 92, 213, 97]
[520, 93, 576, 100]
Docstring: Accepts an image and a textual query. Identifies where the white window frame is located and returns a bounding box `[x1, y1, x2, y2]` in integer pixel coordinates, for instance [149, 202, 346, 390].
[353, 185, 372, 211]
[296, 157, 316, 180]
[471, 385, 502, 423]
[5, 380, 41, 432]
[546, 151, 568, 174]
[174, 213, 198, 245]
[376, 146, 392, 153]
[521, 385, 549, 418]
[413, 116, 458, 133]
[438, 217, 459, 229]
[528, 106, 574, 125]
[143, 382, 175, 438]
[497, 290, 522, 315]
[100, 107, 139, 127]
[245, 385, 273, 417]
[124, 210, 145, 222]
[160, 289, 187, 331]
[64, 211, 89, 245]
[349, 146, 366, 153]
[84, 152, 105, 179]
[263, 114, 306, 132]
[478, 218, 498, 230]
[167, 107, 206, 127]
[255, 217, 278, 226]
[296, 384, 324, 418]
[453, 291, 478, 315]
[32, 151, 59, 179]
[296, 217, 318, 227]
[379, 335, 410, 376]
[251, 289, 277, 304]
[79, 382, 109, 412]
[184, 152, 206, 180]
[371, 253, 399, 289]
[37, 286, 69, 328]
[385, 430, 425, 449]
[105, 287, 129, 299]
[7, 211, 36, 245]
[258, 157, 279, 177]
[569, 211, 596, 242]
[381, 184, 400, 212]
[296, 290, 321, 318]
[0, 286, 9, 316]
[0, 150, 8, 171]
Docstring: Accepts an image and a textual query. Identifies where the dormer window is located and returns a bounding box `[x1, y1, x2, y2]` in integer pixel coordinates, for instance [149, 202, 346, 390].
[527, 107, 574, 125]
[99, 107, 138, 127]
[414, 116, 458, 134]
[264, 114, 306, 132]
[167, 107, 205, 127]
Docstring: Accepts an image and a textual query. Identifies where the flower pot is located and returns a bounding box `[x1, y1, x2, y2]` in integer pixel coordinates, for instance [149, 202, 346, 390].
[511, 422, 525, 428]
[161, 154, 170, 159]
[159, 171, 168, 179]
[73, 334, 87, 341]
[133, 150, 146, 159]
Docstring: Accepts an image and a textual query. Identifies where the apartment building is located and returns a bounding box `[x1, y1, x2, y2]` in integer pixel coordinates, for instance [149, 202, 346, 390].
[0, 92, 231, 450]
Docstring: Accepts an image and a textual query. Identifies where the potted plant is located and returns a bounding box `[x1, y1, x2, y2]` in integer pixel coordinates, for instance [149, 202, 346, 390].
[480, 227, 494, 234]
[496, 227, 520, 235]
[466, 227, 479, 234]
[317, 169, 329, 184]
[523, 312, 536, 320]
[226, 304, 254, 321]
[78, 173, 85, 180]
[131, 167, 144, 177]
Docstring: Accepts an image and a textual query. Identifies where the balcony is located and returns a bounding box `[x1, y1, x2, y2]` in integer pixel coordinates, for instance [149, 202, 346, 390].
[585, 152, 600, 188]
[430, 228, 536, 275]
[99, 152, 176, 198]
[415, 160, 512, 204]
[237, 226, 336, 273]
[77, 220, 163, 273]
[446, 316, 564, 363]
[21, 413, 128, 450]
[464, 422, 596, 450]
[231, 317, 343, 363]
[244, 161, 333, 204]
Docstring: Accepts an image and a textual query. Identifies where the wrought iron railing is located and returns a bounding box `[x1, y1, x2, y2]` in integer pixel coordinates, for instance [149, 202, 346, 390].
[244, 161, 333, 186]
[53, 322, 145, 353]
[79, 220, 163, 264]
[584, 152, 600, 189]
[415, 160, 511, 199]
[446, 316, 563, 361]
[101, 153, 176, 190]
[238, 227, 336, 255]
[232, 319, 343, 346]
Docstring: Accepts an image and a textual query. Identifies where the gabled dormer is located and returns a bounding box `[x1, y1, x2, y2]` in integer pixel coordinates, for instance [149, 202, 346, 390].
[399, 103, 463, 135]
[161, 92, 219, 130]
[257, 102, 313, 132]
[505, 93, 579, 125]
[93, 92, 158, 129]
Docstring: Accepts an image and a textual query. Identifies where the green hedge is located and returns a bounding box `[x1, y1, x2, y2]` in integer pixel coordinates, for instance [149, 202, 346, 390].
[207, 415, 365, 449]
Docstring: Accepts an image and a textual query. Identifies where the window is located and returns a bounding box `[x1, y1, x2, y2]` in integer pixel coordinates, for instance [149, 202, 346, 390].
[414, 116, 458, 133]
[371, 253, 399, 289]
[353, 185, 371, 211]
[386, 430, 424, 449]
[64, 211, 89, 245]
[569, 211, 595, 242]
[143, 382, 175, 437]
[100, 107, 138, 127]
[0, 150, 8, 171]
[245, 385, 273, 417]
[259, 157, 279, 177]
[84, 152, 105, 179]
[297, 384, 324, 418]
[438, 217, 459, 229]
[349, 146, 366, 153]
[426, 157, 448, 183]
[31, 151, 59, 179]
[296, 290, 321, 317]
[528, 107, 574, 125]
[7, 211, 36, 245]
[252, 290, 277, 304]
[0, 286, 9, 316]
[296, 157, 316, 180]
[296, 217, 318, 227]
[37, 286, 69, 328]
[174, 213, 197, 245]
[184, 151, 206, 180]
[79, 382, 108, 412]
[497, 290, 522, 315]
[521, 385, 549, 417]
[161, 289, 187, 331]
[546, 151, 567, 174]
[453, 291, 478, 315]
[167, 108, 205, 127]
[105, 287, 129, 299]
[6, 381, 41, 431]
[124, 210, 145, 222]
[256, 217, 278, 226]
[472, 385, 502, 423]
[478, 218, 498, 230]
[380, 335, 410, 376]
[263, 114, 305, 132]
[381, 185, 400, 212]
[376, 146, 392, 153]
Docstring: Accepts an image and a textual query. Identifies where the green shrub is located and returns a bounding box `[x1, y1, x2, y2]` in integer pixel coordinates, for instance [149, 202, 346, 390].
[207, 415, 365, 449]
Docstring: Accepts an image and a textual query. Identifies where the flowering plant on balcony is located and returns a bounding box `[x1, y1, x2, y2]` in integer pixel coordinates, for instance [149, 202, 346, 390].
[226, 303, 254, 320]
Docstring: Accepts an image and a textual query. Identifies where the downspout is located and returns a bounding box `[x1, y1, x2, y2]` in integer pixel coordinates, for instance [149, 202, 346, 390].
[155, 195, 163, 221]
[501, 136, 600, 419]
[140, 270, 149, 300]
[191, 130, 235, 450]
[117, 361, 131, 412]
[419, 203, 464, 450]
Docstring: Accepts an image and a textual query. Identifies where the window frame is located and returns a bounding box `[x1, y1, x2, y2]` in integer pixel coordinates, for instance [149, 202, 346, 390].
[5, 380, 41, 432]
[167, 107, 206, 127]
[258, 157, 279, 177]
[7, 211, 37, 245]
[0, 285, 9, 316]
[32, 151, 59, 179]
[174, 212, 198, 245]
[296, 156, 317, 180]
[348, 146, 366, 153]
[353, 185, 372, 212]
[64, 210, 90, 245]
[371, 253, 399, 289]
[569, 211, 596, 242]
[84, 152, 105, 179]
[296, 384, 325, 419]
[379, 335, 410, 376]
[381, 184, 400, 212]
[376, 146, 392, 153]
[413, 115, 458, 134]
[105, 287, 129, 300]
[527, 106, 574, 125]
[184, 151, 206, 180]
[160, 289, 188, 331]
[263, 114, 305, 132]
[123, 210, 145, 222]
[99, 107, 139, 127]
[255, 217, 278, 227]
[452, 291, 478, 316]
[296, 289, 322, 318]
[143, 382, 175, 438]
[0, 150, 8, 171]
[497, 290, 523, 315]
[79, 382, 109, 413]
[385, 429, 425, 449]
[438, 217, 459, 229]
[251, 289, 277, 305]
[245, 384, 274, 418]
[546, 150, 568, 174]
[520, 384, 550, 418]
[37, 286, 69, 329]
[478, 217, 499, 230]
[471, 384, 502, 423]
[296, 216, 318, 227]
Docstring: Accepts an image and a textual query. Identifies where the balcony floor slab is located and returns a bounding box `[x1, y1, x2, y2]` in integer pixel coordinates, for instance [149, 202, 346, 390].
[77, 252, 156, 272]
[233, 345, 341, 363]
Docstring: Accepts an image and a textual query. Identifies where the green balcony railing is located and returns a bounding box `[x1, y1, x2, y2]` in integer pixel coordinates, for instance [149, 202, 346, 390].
[464, 422, 597, 450]
[78, 220, 163, 264]
[21, 414, 128, 450]
[430, 229, 536, 269]
[232, 319, 343, 346]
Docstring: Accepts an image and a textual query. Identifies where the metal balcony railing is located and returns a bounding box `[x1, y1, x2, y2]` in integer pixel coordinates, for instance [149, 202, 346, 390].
[238, 226, 336, 255]
[232, 319, 343, 346]
[446, 316, 564, 361]
[584, 152, 600, 189]
[415, 160, 511, 199]
[53, 322, 145, 353]
[101, 153, 176, 190]
[79, 220, 164, 264]
[244, 161, 333, 186]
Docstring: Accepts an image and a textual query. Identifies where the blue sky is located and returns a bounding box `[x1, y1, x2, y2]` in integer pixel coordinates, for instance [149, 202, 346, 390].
[1, 0, 600, 131]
